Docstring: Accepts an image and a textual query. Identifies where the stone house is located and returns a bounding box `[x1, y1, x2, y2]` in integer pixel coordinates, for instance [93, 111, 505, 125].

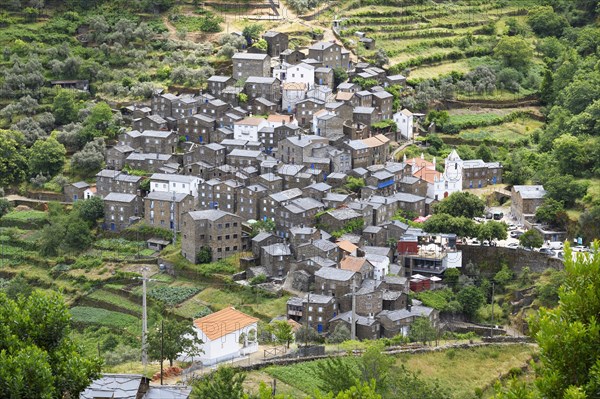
[245, 77, 281, 104]
[277, 134, 328, 164]
[371, 90, 394, 120]
[263, 31, 289, 57]
[296, 239, 340, 263]
[181, 210, 242, 263]
[319, 208, 364, 233]
[256, 173, 284, 192]
[97, 171, 144, 198]
[179, 114, 216, 144]
[353, 106, 380, 127]
[377, 303, 438, 338]
[463, 160, 503, 189]
[103, 193, 142, 232]
[295, 98, 325, 127]
[232, 53, 271, 79]
[329, 312, 380, 340]
[125, 153, 175, 173]
[315, 67, 334, 88]
[280, 48, 305, 64]
[227, 149, 263, 169]
[314, 267, 361, 298]
[238, 184, 269, 221]
[144, 191, 195, 231]
[198, 178, 241, 213]
[261, 243, 292, 278]
[207, 75, 234, 96]
[308, 41, 350, 70]
[385, 74, 407, 87]
[287, 294, 337, 334]
[251, 232, 282, 261]
[282, 82, 308, 113]
[253, 97, 278, 116]
[511, 185, 547, 224]
[119, 130, 178, 154]
[64, 181, 93, 202]
[106, 145, 134, 170]
[276, 197, 325, 235]
[133, 114, 168, 132]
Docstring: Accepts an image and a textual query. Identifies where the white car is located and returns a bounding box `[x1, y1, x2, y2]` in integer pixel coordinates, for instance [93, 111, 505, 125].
[506, 242, 519, 249]
[471, 239, 481, 246]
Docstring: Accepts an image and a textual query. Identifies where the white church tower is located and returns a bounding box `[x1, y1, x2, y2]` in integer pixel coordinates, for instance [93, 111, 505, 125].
[442, 149, 463, 197]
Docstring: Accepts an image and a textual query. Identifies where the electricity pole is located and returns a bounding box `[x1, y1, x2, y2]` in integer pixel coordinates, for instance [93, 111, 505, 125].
[160, 319, 164, 385]
[351, 282, 356, 341]
[141, 266, 150, 367]
[490, 282, 495, 338]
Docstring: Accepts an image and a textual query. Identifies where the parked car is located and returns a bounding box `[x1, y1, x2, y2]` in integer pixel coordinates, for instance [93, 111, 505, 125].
[483, 240, 490, 246]
[538, 248, 556, 256]
[506, 242, 519, 249]
[471, 239, 481, 246]
[510, 230, 524, 238]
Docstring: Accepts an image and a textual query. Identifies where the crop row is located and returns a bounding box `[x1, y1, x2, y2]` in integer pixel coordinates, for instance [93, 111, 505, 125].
[70, 306, 139, 329]
[147, 286, 201, 306]
[388, 47, 493, 74]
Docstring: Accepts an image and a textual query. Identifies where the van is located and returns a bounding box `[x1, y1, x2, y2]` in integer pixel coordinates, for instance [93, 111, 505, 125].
[547, 241, 564, 250]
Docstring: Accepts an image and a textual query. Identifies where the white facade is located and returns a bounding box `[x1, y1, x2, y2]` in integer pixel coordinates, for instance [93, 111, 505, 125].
[394, 109, 414, 140]
[366, 253, 390, 280]
[274, 62, 315, 89]
[150, 173, 201, 197]
[282, 85, 307, 113]
[193, 322, 258, 366]
[233, 118, 269, 142]
[442, 250, 462, 269]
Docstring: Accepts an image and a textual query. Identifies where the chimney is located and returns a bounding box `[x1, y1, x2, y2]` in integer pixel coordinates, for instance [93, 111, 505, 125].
[407, 303, 412, 312]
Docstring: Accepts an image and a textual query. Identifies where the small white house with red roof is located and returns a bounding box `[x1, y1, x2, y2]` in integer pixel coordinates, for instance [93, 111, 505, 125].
[192, 307, 259, 366]
[233, 117, 269, 142]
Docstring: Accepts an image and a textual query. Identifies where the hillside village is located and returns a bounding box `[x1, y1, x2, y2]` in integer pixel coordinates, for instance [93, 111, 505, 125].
[2, 0, 600, 398]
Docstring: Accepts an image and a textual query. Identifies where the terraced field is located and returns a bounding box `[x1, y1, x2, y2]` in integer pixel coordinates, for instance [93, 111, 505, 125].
[336, 0, 539, 79]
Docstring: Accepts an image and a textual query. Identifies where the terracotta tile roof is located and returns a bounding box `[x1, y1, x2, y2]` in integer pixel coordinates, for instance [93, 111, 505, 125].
[337, 240, 358, 253]
[235, 117, 266, 126]
[193, 307, 258, 341]
[336, 92, 354, 101]
[340, 256, 368, 272]
[413, 166, 441, 184]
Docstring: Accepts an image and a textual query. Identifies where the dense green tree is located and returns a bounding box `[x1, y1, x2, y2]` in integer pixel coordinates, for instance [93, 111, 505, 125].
[74, 196, 104, 226]
[358, 342, 395, 394]
[443, 268, 461, 290]
[535, 198, 567, 229]
[148, 319, 203, 367]
[242, 24, 263, 45]
[62, 214, 93, 253]
[270, 320, 294, 349]
[373, 48, 389, 68]
[344, 176, 365, 193]
[315, 357, 359, 395]
[527, 6, 569, 37]
[494, 264, 513, 291]
[313, 381, 382, 399]
[519, 229, 544, 249]
[52, 90, 79, 125]
[457, 285, 485, 321]
[552, 134, 589, 176]
[529, 244, 600, 398]
[476, 144, 494, 162]
[543, 175, 589, 208]
[0, 130, 28, 187]
[476, 221, 508, 243]
[388, 364, 452, 399]
[493, 36, 533, 71]
[423, 213, 478, 238]
[333, 68, 348, 87]
[3, 274, 33, 300]
[191, 366, 246, 399]
[250, 219, 276, 237]
[408, 316, 436, 345]
[0, 290, 101, 399]
[28, 137, 66, 178]
[433, 192, 485, 218]
[295, 325, 321, 344]
[81, 102, 119, 141]
[0, 198, 12, 218]
[196, 246, 212, 264]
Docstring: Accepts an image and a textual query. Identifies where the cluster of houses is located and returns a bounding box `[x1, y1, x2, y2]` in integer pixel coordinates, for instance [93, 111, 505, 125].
[62, 31, 507, 345]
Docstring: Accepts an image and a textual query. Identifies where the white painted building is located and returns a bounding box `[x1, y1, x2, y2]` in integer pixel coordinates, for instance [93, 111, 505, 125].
[192, 307, 259, 366]
[150, 173, 202, 197]
[408, 150, 463, 201]
[273, 62, 315, 88]
[282, 82, 308, 113]
[233, 117, 270, 142]
[366, 253, 390, 280]
[393, 109, 414, 140]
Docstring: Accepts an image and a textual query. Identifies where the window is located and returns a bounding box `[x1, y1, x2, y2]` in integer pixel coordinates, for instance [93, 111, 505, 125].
[318, 307, 323, 313]
[308, 306, 313, 311]
[308, 316, 312, 321]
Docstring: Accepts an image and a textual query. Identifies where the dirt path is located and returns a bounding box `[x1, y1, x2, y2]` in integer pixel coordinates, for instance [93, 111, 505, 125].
[162, 15, 178, 40]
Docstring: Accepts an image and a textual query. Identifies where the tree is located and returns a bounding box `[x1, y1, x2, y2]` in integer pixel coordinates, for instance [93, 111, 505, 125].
[543, 174, 589, 208]
[443, 268, 461, 290]
[52, 90, 78, 125]
[0, 290, 101, 399]
[81, 102, 119, 141]
[74, 196, 104, 226]
[295, 325, 320, 344]
[196, 246, 212, 264]
[333, 68, 348, 87]
[476, 143, 494, 162]
[0, 198, 12, 218]
[313, 381, 382, 399]
[62, 214, 93, 253]
[373, 48, 389, 68]
[536, 198, 568, 229]
[423, 213, 478, 238]
[519, 229, 544, 249]
[315, 357, 359, 395]
[344, 176, 365, 193]
[493, 36, 533, 71]
[270, 320, 294, 348]
[528, 243, 600, 398]
[579, 206, 600, 245]
[494, 264, 513, 291]
[408, 316, 436, 345]
[250, 219, 275, 237]
[527, 6, 569, 37]
[71, 138, 105, 176]
[252, 38, 268, 51]
[358, 342, 395, 395]
[0, 130, 28, 187]
[457, 285, 485, 321]
[552, 134, 589, 177]
[28, 137, 66, 178]
[476, 221, 508, 243]
[327, 323, 350, 344]
[148, 319, 203, 367]
[191, 366, 246, 399]
[433, 191, 485, 218]
[242, 24, 263, 45]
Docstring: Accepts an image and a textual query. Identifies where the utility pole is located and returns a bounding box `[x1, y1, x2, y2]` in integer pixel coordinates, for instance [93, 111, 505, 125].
[490, 282, 495, 338]
[305, 291, 311, 349]
[351, 282, 356, 341]
[141, 266, 150, 367]
[160, 319, 164, 385]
